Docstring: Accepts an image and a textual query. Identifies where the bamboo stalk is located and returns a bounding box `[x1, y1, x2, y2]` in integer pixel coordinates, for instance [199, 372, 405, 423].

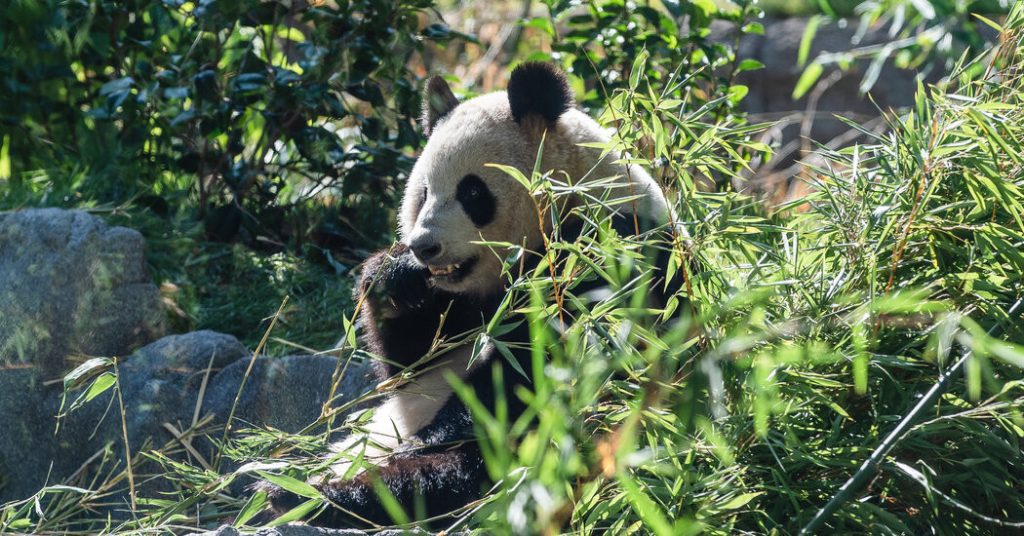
[800, 297, 1024, 535]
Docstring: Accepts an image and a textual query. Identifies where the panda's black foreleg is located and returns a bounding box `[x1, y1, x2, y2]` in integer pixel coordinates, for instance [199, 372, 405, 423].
[355, 244, 493, 378]
[260, 247, 505, 527]
[354, 244, 444, 377]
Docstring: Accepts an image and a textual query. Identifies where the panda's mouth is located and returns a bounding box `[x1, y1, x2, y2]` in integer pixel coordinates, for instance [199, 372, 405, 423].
[427, 256, 477, 282]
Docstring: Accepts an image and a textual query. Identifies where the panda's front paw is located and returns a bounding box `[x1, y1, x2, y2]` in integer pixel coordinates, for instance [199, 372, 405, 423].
[358, 245, 433, 318]
[249, 479, 303, 523]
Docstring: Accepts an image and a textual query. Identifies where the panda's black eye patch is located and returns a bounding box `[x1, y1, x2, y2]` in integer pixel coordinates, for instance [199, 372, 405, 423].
[456, 174, 496, 227]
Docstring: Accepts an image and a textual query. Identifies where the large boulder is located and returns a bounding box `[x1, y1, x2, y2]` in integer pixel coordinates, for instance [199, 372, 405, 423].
[0, 208, 166, 376]
[708, 16, 993, 192]
[0, 330, 375, 503]
[730, 17, 929, 143]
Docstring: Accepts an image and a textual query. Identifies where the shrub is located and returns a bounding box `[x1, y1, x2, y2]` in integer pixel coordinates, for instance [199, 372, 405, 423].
[0, 0, 463, 249]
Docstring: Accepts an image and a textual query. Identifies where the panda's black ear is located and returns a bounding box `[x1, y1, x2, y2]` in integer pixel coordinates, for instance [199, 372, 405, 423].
[421, 76, 459, 136]
[507, 62, 574, 123]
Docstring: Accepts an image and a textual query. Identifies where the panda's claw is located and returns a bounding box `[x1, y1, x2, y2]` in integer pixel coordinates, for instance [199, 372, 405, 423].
[358, 246, 436, 317]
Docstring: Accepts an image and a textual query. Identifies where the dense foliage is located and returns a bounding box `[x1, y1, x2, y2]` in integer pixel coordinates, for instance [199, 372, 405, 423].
[1, 0, 464, 249]
[2, 0, 1024, 535]
[524, 0, 762, 116]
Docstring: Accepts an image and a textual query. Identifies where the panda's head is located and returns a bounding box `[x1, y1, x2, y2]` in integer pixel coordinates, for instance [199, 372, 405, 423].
[399, 63, 668, 297]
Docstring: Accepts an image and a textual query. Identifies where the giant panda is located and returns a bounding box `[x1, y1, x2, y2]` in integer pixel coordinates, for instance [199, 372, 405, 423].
[264, 62, 678, 527]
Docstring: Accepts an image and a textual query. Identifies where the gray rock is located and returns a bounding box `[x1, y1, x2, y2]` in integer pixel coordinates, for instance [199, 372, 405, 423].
[115, 330, 250, 441]
[0, 331, 249, 501]
[0, 208, 166, 376]
[203, 353, 374, 434]
[0, 367, 50, 499]
[0, 329, 375, 504]
[706, 16, 994, 191]
[727, 16, 928, 143]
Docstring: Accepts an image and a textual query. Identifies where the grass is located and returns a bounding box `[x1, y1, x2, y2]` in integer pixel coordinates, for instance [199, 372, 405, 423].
[110, 207, 358, 355]
[3, 4, 1024, 535]
[0, 176, 365, 356]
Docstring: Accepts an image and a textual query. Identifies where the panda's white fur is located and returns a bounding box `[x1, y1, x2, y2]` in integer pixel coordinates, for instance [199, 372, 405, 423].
[327, 343, 484, 478]
[400, 91, 670, 297]
[269, 64, 676, 527]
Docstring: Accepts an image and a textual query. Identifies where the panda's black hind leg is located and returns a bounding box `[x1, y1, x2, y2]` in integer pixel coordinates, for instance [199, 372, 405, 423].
[261, 442, 488, 529]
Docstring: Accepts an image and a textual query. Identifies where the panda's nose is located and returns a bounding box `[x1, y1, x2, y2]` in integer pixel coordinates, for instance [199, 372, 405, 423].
[410, 238, 443, 264]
